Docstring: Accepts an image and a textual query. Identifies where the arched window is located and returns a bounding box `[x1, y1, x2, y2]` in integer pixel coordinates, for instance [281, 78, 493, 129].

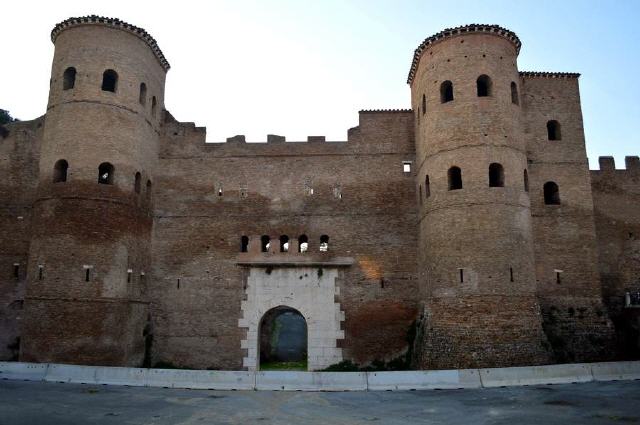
[440, 80, 454, 103]
[489, 163, 504, 187]
[134, 172, 141, 194]
[151, 96, 157, 117]
[146, 180, 152, 201]
[448, 166, 462, 190]
[422, 94, 426, 115]
[63, 67, 76, 90]
[98, 162, 114, 185]
[241, 236, 249, 253]
[523, 169, 529, 192]
[477, 75, 492, 97]
[547, 120, 561, 140]
[511, 82, 519, 105]
[53, 159, 68, 183]
[544, 181, 560, 205]
[139, 83, 147, 106]
[298, 234, 308, 253]
[319, 235, 329, 252]
[261, 235, 270, 253]
[425, 175, 431, 198]
[101, 69, 118, 92]
[280, 235, 289, 252]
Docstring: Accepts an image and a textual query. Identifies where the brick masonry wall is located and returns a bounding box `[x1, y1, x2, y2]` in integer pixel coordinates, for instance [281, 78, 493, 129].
[521, 75, 616, 361]
[0, 118, 42, 360]
[591, 157, 640, 358]
[149, 111, 419, 369]
[0, 19, 633, 369]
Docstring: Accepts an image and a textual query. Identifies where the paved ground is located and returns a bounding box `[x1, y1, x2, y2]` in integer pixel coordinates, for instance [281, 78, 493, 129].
[1, 379, 639, 424]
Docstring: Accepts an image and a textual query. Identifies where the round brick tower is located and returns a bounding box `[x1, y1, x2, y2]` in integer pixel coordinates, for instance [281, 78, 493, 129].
[21, 16, 169, 365]
[409, 25, 550, 368]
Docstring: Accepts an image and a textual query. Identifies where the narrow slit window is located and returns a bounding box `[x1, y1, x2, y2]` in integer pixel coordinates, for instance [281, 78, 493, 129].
[151, 96, 157, 117]
[134, 172, 141, 194]
[422, 94, 426, 115]
[425, 175, 431, 198]
[13, 264, 19, 280]
[419, 185, 423, 204]
[127, 269, 133, 284]
[511, 82, 519, 105]
[139, 83, 147, 105]
[319, 235, 329, 252]
[555, 271, 562, 284]
[85, 268, 91, 282]
[241, 236, 249, 253]
[510, 267, 514, 282]
[459, 268, 464, 283]
[146, 180, 153, 202]
[38, 265, 44, 281]
[261, 235, 270, 253]
[523, 169, 529, 192]
[298, 234, 308, 253]
[63, 67, 76, 90]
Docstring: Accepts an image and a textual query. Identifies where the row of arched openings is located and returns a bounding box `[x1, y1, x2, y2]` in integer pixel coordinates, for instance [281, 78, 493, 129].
[421, 165, 560, 205]
[241, 235, 329, 253]
[421, 75, 518, 114]
[53, 159, 152, 196]
[61, 67, 158, 116]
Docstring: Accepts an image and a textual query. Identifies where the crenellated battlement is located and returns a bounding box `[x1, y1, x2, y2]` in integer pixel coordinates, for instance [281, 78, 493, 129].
[593, 156, 640, 172]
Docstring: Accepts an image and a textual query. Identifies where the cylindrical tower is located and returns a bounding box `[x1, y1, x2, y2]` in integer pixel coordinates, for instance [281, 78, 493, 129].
[21, 16, 169, 365]
[410, 25, 550, 368]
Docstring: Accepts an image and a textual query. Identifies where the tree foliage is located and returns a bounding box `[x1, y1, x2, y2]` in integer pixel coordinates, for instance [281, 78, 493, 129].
[0, 109, 18, 125]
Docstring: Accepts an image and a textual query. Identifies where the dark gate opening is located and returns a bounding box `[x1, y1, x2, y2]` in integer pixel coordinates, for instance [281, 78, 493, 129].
[259, 306, 307, 370]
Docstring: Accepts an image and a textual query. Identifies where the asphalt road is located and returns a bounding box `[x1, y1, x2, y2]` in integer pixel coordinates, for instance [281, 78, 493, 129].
[1, 379, 639, 424]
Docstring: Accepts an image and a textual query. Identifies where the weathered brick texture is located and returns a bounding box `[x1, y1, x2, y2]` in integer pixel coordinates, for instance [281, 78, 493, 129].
[0, 19, 634, 369]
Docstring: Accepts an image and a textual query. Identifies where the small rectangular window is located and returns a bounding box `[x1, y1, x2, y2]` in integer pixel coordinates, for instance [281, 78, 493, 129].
[555, 269, 563, 284]
[127, 269, 133, 283]
[84, 265, 92, 282]
[38, 265, 44, 281]
[13, 263, 20, 280]
[403, 161, 412, 173]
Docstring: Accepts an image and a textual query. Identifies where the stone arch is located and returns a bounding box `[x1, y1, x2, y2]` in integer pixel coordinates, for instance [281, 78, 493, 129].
[258, 306, 308, 369]
[239, 267, 344, 371]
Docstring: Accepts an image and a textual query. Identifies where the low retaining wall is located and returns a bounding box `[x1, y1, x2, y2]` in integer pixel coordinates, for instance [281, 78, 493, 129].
[1, 361, 639, 392]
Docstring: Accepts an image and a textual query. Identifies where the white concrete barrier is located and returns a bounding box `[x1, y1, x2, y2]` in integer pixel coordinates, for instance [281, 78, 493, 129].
[94, 366, 147, 387]
[44, 364, 98, 384]
[367, 369, 482, 391]
[0, 362, 48, 381]
[591, 361, 640, 382]
[145, 369, 254, 390]
[255, 371, 367, 391]
[479, 363, 593, 388]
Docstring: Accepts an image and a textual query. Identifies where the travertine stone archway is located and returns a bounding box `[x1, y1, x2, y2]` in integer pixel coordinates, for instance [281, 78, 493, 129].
[239, 267, 344, 371]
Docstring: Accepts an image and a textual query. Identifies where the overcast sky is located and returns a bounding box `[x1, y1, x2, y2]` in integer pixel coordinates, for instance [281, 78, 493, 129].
[2, 0, 638, 168]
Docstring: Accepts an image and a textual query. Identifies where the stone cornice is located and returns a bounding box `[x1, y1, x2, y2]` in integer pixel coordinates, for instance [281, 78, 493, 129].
[407, 24, 521, 85]
[51, 15, 170, 72]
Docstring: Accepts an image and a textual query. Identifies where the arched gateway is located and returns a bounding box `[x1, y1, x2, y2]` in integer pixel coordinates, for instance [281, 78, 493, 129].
[259, 306, 307, 369]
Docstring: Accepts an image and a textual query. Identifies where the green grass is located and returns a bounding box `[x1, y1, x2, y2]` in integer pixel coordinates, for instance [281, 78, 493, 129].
[260, 360, 308, 371]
